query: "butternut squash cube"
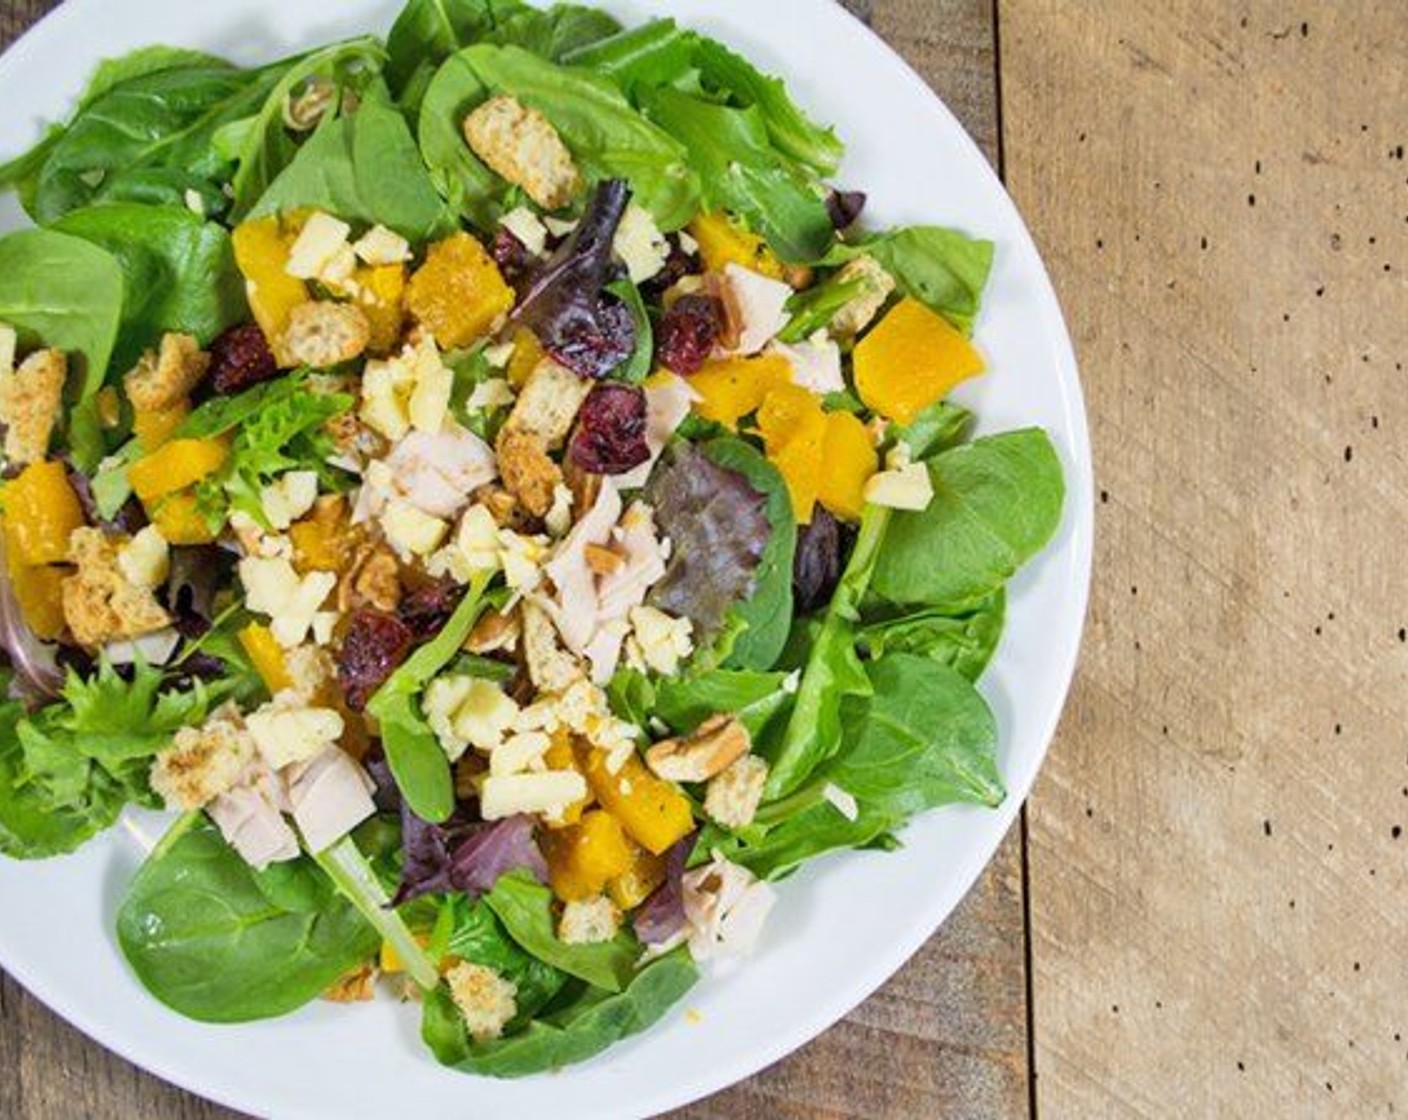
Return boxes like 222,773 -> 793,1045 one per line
853,297 -> 985,424
687,211 -> 784,280
816,411 -> 879,522
231,218 -> 310,352
406,232 -> 514,350
3,461 -> 85,566
577,744 -> 695,856
545,809 -> 634,902
149,492 -> 218,545
688,353 -> 791,429
128,438 -> 229,503
758,383 -> 829,523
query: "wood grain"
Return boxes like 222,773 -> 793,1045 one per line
0,2 -> 1032,1118
1000,0 -> 1408,1114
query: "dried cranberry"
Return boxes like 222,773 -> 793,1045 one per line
655,294 -> 723,376
640,237 -> 700,302
543,295 -> 636,380
792,506 -> 842,613
569,383 -> 650,475
337,609 -> 414,711
398,577 -> 467,640
209,322 -> 278,394
826,189 -> 867,230
492,227 -> 534,289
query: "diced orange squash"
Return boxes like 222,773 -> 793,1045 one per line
132,400 -> 190,452
506,328 -> 545,389
289,496 -> 359,575
607,841 -> 667,911
544,809 -> 634,902
816,411 -> 878,521
688,353 -> 792,428
406,232 -> 514,349
231,218 -> 310,351
688,211 -> 784,280
238,623 -> 294,694
577,744 -> 695,856
380,932 -> 432,974
3,461 -> 85,566
7,558 -> 67,641
149,492 -> 219,545
541,730 -> 593,828
758,383 -> 828,523
853,297 -> 985,424
356,264 -> 406,354
128,438 -> 229,503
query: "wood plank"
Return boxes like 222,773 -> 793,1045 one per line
0,2 -> 1030,1118
1000,0 -> 1408,1114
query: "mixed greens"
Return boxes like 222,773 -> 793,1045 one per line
0,0 -> 1064,1077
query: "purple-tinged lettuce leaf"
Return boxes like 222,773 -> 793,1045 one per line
391,808 -> 548,907
510,178 -> 636,379
645,442 -> 769,638
0,534 -> 62,702
633,831 -> 694,945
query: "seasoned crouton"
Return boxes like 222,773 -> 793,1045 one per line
504,359 -> 591,448
150,706 -> 257,811
558,895 -> 621,945
0,348 -> 66,466
62,527 -> 172,647
495,426 -> 561,518
124,332 -> 210,411
446,961 -> 517,1041
829,255 -> 896,337
280,300 -> 371,368
704,753 -> 769,830
463,95 -> 580,211
521,599 -> 584,693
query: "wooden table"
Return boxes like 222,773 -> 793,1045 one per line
2,0 -> 1404,1115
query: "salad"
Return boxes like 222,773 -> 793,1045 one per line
0,0 -> 1064,1078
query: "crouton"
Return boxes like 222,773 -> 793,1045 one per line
495,426 -> 561,518
280,300 -> 371,368
504,359 -> 591,447
0,349 -> 66,466
521,598 -> 584,693
704,753 -> 769,830
646,714 -> 750,783
446,961 -> 517,1041
829,255 -> 896,337
150,706 -> 257,811
62,527 -> 172,648
123,332 -> 210,411
558,895 -> 621,945
462,95 -> 580,211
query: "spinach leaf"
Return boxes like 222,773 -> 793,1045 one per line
896,399 -> 974,460
77,46 -> 232,110
251,91 -> 453,241
701,437 -> 796,671
829,654 -> 1004,813
485,871 -> 639,992
53,203 -> 244,371
708,800 -> 898,882
24,62 -> 289,223
871,429 -> 1065,609
422,946 -> 697,1077
0,227 -> 124,467
387,0 -> 619,109
653,667 -> 793,741
561,19 -> 696,91
859,590 -> 1005,682
820,226 -> 994,334
445,895 -> 567,1026
763,504 -> 890,799
226,38 -> 385,220
117,816 -> 379,1023
421,45 -> 700,229
639,85 -> 832,262
366,572 -> 493,823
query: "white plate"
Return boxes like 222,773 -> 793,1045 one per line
0,2 -> 1092,1117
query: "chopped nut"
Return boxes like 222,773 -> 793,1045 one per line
124,333 -> 209,411
469,483 -> 528,530
0,348 -> 66,466
351,545 -> 401,612
645,714 -> 750,783
465,606 -> 521,655
462,95 -> 580,211
562,457 -> 602,521
280,300 -> 371,368
321,962 -> 378,1003
584,543 -> 623,576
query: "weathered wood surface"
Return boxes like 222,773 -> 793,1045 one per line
0,2 -> 1032,1118
1001,0 -> 1408,1115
